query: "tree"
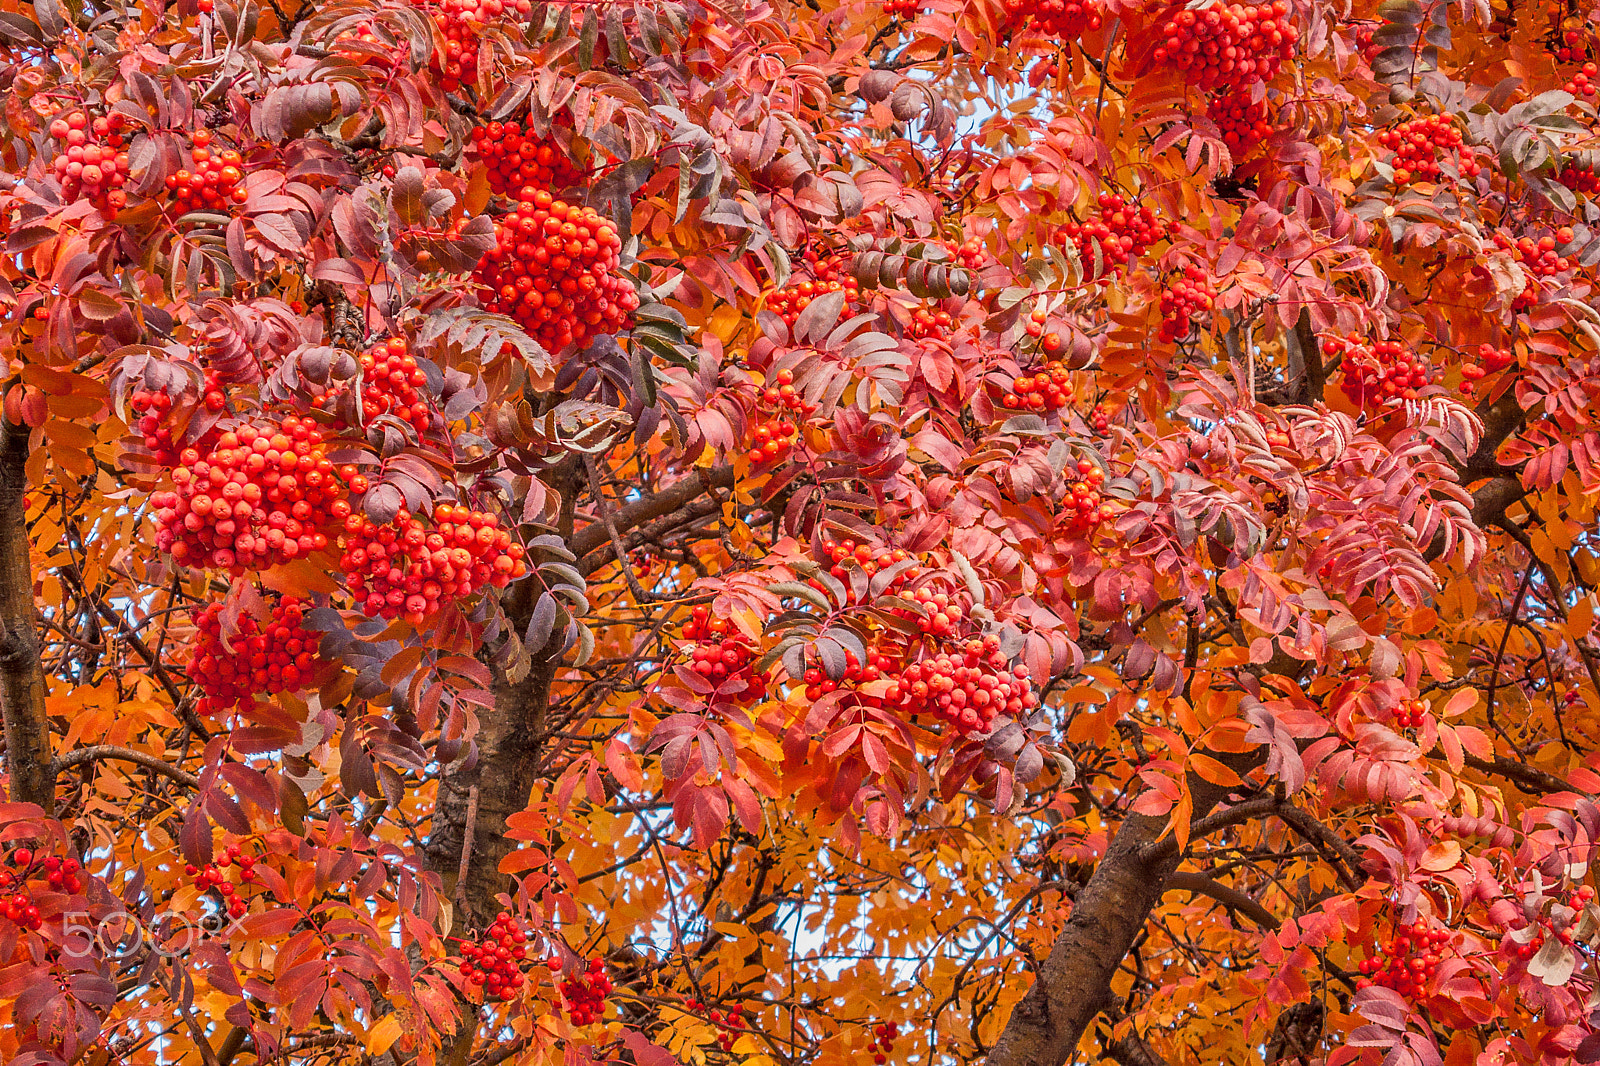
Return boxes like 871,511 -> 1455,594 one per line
2,0 -> 1600,1060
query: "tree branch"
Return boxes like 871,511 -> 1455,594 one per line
52,745 -> 201,789
576,494 -> 726,577
1290,308 -> 1325,404
1102,1031 -> 1172,1066
0,418 -> 50,812
567,465 -> 734,564
985,746 -> 1266,1066
1164,870 -> 1280,929
1274,802 -> 1364,890
1138,794 -> 1281,864
1463,752 -> 1573,795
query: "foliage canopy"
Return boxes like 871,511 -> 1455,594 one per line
2,0 -> 1600,1063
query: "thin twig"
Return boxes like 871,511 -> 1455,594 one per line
455,784 -> 479,914
585,454 -> 653,603
1484,556 -> 1536,752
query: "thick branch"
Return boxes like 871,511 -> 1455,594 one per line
1275,802 -> 1364,889
576,494 -> 726,577
567,465 -> 733,564
1138,794 -> 1281,863
1164,870 -> 1280,930
985,746 -> 1265,1066
1289,308 -> 1325,405
0,419 -> 50,813
1463,752 -> 1573,795
52,746 -> 200,789
1423,387 -> 1527,562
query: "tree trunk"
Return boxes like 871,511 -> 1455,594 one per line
986,749 -> 1263,1066
0,419 -> 51,813
425,652 -> 556,927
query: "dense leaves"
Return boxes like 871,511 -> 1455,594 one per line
4,0 -> 1600,1063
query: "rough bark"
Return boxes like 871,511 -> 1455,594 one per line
984,748 -> 1263,1066
0,418 -> 50,813
424,617 -> 556,927
567,464 -> 733,565
426,619 -> 558,1066
425,463 -> 734,1062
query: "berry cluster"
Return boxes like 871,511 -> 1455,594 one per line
1559,162 -> 1600,196
884,635 -> 1037,736
711,1003 -> 747,1051
1356,923 -> 1451,996
884,0 -> 918,15
746,418 -> 799,465
1459,343 -> 1515,395
474,191 -> 637,353
747,367 -> 808,464
152,418 -> 346,573
1000,366 -> 1075,412
168,130 -> 246,213
801,648 -> 896,702
889,587 -> 965,637
314,336 -> 436,437
0,887 -> 40,931
907,306 -> 956,341
49,111 -> 130,213
1492,229 -> 1573,311
1001,0 -> 1102,38
191,596 -> 325,718
0,849 -> 82,931
1393,697 -> 1427,729
1061,461 -> 1110,536
128,371 -> 226,466
759,368 -> 813,417
1158,264 -> 1215,342
1153,1 -> 1298,91
339,505 -> 527,624
1322,334 -> 1434,405
765,254 -> 863,328
558,957 -> 612,1025
682,607 -> 767,698
1090,403 -> 1110,434
184,843 -> 259,920
1023,308 -> 1071,358
1554,20 -> 1594,63
458,912 -> 530,1002
684,999 -> 747,1049
868,1021 -> 900,1064
1504,886 -> 1595,963
468,121 -> 583,199
1052,193 -> 1167,283
1566,61 -> 1599,98
823,540 -> 921,592
1208,91 -> 1272,155
942,238 -> 987,272
1376,114 -> 1480,185
410,0 -> 532,92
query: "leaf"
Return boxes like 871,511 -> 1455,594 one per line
390,167 -> 427,227
367,1015 -> 404,1055
1530,935 -> 1577,986
792,290 -> 846,346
